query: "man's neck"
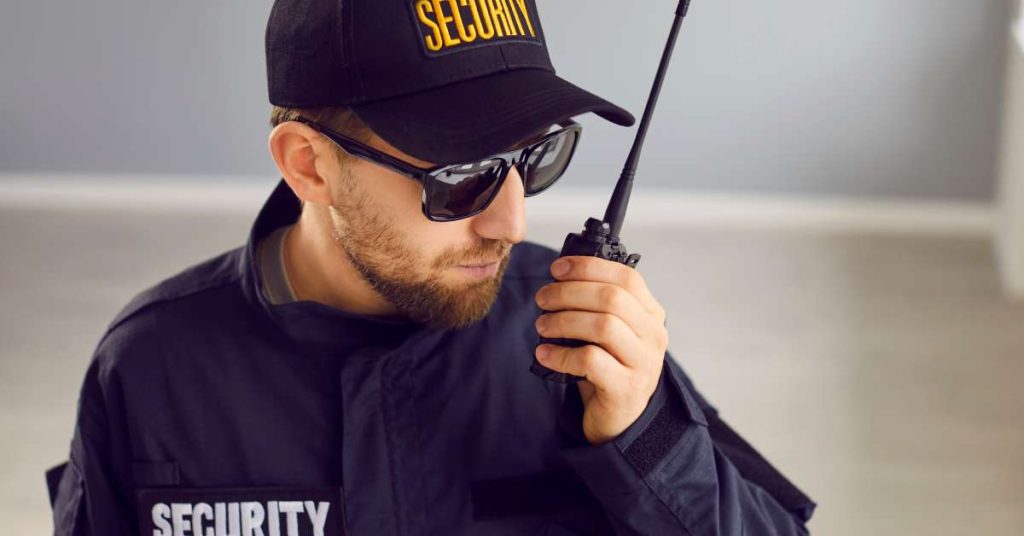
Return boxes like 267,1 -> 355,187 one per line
283,209 -> 399,317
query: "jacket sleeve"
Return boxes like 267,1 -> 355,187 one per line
558,351 -> 816,536
50,349 -> 138,536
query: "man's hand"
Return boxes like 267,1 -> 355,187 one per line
534,256 -> 669,445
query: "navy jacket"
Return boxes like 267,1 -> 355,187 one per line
48,179 -> 815,535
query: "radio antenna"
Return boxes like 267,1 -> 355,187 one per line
603,0 -> 692,239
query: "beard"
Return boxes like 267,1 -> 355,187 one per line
326,180 -> 513,330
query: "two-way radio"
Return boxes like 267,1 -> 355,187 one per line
531,0 -> 693,384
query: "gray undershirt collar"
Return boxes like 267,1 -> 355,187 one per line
257,224 -> 298,305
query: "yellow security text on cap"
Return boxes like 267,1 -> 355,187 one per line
413,0 -> 539,56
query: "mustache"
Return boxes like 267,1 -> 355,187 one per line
438,240 -> 512,268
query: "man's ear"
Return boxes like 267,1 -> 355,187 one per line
268,121 -> 336,206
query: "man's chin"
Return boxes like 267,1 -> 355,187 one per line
429,280 -> 503,329
424,261 -> 509,329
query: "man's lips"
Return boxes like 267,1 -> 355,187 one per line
459,260 -> 500,268
455,258 -> 502,278
458,253 -> 506,268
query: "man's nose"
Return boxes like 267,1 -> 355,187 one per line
470,164 -> 527,244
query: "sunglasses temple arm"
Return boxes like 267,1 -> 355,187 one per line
303,120 -> 434,182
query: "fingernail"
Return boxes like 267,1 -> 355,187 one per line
536,344 -> 551,361
551,259 -> 570,277
535,315 -> 549,333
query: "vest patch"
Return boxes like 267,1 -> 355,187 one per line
411,0 -> 542,57
137,487 -> 345,536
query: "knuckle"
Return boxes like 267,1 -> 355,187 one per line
572,348 -> 590,373
599,285 -> 622,309
596,313 -> 617,337
577,259 -> 595,279
656,326 -> 669,347
581,345 -> 603,368
622,266 -> 640,287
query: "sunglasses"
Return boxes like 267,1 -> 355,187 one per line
294,116 -> 583,222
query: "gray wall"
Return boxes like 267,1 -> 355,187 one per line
0,0 -> 1013,200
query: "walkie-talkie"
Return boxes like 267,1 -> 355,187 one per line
531,0 -> 693,384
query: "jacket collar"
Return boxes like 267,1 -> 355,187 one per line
238,178 -> 439,354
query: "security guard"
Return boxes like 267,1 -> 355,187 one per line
47,0 -> 816,534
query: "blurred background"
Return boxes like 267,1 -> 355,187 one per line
2,0 -> 1023,534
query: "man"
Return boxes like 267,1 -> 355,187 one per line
48,0 -> 816,534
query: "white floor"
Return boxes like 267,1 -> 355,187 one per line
2,199 -> 1023,535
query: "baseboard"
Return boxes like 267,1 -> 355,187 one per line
0,174 -> 273,213
0,173 -> 995,237
528,187 -> 994,236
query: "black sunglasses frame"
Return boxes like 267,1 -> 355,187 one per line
293,115 -> 583,222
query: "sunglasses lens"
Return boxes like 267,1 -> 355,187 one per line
426,158 -> 505,220
522,129 -> 578,194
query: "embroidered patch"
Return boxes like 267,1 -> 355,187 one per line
410,0 -> 542,57
136,486 -> 345,536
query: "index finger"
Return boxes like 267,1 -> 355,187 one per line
551,256 -> 665,320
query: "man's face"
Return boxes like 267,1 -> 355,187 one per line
319,130 -> 530,330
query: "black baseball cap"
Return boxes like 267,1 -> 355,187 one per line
266,0 -> 635,164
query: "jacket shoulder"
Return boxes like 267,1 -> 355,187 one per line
106,247 -> 244,332
90,247 -> 247,372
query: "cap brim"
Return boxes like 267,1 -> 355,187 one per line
350,69 -> 635,164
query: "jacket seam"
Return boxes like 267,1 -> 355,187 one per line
104,275 -> 241,337
381,353 -> 407,535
